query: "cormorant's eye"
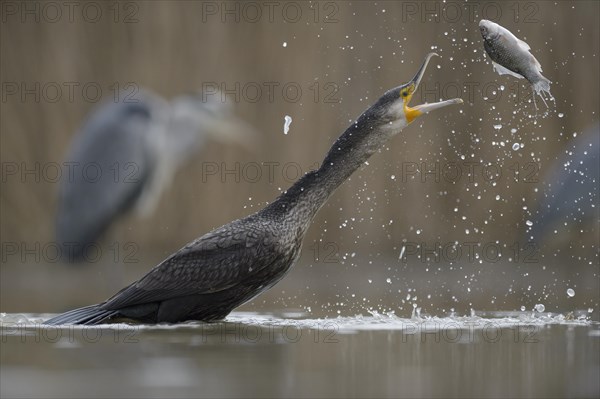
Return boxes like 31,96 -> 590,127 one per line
402,91 -> 408,97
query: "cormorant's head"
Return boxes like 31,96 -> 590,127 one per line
366,53 -> 463,133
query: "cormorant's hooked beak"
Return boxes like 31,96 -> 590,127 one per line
403,52 -> 463,124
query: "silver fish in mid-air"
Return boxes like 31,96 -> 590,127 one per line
479,19 -> 553,109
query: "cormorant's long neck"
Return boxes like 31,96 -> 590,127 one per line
265,113 -> 391,230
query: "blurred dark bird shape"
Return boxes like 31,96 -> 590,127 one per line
530,123 -> 600,241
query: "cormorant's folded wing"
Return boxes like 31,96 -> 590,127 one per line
102,220 -> 281,309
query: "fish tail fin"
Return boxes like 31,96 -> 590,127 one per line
44,304 -> 118,325
532,76 -> 553,109
533,76 -> 551,94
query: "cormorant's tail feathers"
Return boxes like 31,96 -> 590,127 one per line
44,304 -> 118,325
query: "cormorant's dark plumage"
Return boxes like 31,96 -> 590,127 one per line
45,54 -> 462,325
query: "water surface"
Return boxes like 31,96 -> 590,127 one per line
1,311 -> 598,398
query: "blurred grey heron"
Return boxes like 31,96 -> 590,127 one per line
56,88 -> 255,262
530,123 -> 599,242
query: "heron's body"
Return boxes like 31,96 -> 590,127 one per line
45,53 -> 462,325
56,89 -> 253,261
56,96 -> 162,259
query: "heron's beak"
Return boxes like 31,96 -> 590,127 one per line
205,116 -> 260,152
403,52 -> 463,123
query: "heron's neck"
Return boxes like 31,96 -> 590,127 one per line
166,118 -> 207,159
265,115 -> 391,229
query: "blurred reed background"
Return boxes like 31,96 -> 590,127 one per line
1,1 -> 598,316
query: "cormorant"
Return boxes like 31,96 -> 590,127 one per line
45,53 -> 462,325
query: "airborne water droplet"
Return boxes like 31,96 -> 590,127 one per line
534,304 -> 545,312
567,288 -> 575,297
512,143 -> 520,151
283,115 -> 292,134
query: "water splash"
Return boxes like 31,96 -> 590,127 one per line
283,115 -> 292,134
1,311 -> 595,334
